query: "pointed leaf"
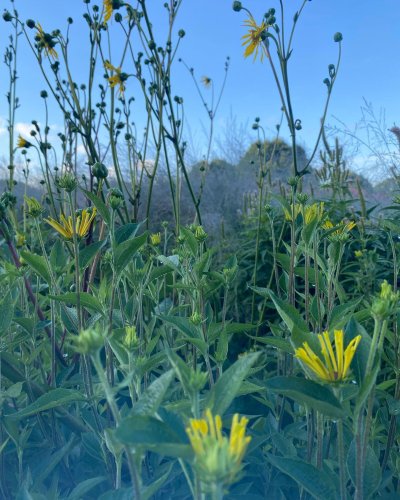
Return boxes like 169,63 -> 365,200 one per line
267,454 -> 338,500
114,232 -> 148,275
266,376 -> 345,418
206,352 -> 260,415
10,388 -> 85,419
133,370 -> 175,416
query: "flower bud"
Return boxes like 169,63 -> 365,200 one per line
3,11 -> 12,22
150,232 -> 161,246
334,32 -> 343,43
108,188 -> 124,210
24,196 -> 43,218
232,1 -> 242,12
26,19 -> 36,29
56,172 -> 78,192
72,328 -> 104,354
91,162 -> 108,179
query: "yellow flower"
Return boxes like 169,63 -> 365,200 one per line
323,219 -> 356,240
45,207 -> 96,239
150,232 -> 161,246
201,76 -> 212,88
35,23 -> 58,60
104,60 -> 128,96
17,135 -> 32,149
283,203 -> 301,222
103,0 -> 114,23
241,17 -> 267,62
295,330 -> 361,383
24,196 -> 43,218
303,202 -> 324,225
186,409 -> 251,485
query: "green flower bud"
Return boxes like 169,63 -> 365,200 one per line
232,1 -> 242,12
124,325 -> 139,350
72,328 -> 104,354
24,196 -> 43,218
91,162 -> 108,179
108,188 -> 124,210
190,311 -> 202,325
371,280 -> 399,320
3,11 -> 12,22
333,32 -> 343,43
189,369 -> 208,392
194,225 -> 207,242
178,29 -> 185,38
26,19 -> 36,29
56,172 -> 78,192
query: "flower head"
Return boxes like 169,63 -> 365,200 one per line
103,0 -> 123,23
45,207 -> 96,240
323,220 -> 356,241
150,232 -> 161,246
104,60 -> 128,96
17,135 -> 32,149
35,23 -> 58,60
295,330 -> 361,383
186,409 -> 251,486
303,202 -> 325,225
25,196 -> 43,218
371,280 -> 399,319
201,76 -> 212,88
241,17 -> 267,62
283,203 -> 301,222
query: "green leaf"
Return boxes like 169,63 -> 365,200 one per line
266,376 -> 345,419
267,454 -> 338,500
329,299 -> 361,330
115,222 -> 142,244
0,296 -> 14,333
206,352 -> 260,415
79,240 -> 106,270
67,477 -> 107,500
114,232 -> 148,275
115,415 -> 184,448
141,464 -> 173,500
33,438 -> 77,489
347,440 -> 381,497
133,370 -> 175,416
11,388 -> 85,419
20,250 -> 51,284
83,189 -> 110,225
158,315 -> 201,339
253,288 -> 309,336
345,319 -> 371,385
249,336 -> 294,354
49,292 -> 103,315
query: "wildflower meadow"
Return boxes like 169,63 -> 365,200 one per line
0,1 -> 399,499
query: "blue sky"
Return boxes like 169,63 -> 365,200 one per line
1,0 -> 400,178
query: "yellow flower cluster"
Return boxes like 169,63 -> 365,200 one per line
45,208 -> 97,240
186,409 -> 251,485
295,329 -> 361,383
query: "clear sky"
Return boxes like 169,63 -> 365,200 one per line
1,0 -> 400,178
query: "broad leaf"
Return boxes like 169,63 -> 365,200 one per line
206,352 -> 260,415
266,376 -> 345,418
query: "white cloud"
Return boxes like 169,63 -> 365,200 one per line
77,144 -> 86,156
0,116 -> 7,136
15,122 -> 35,137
